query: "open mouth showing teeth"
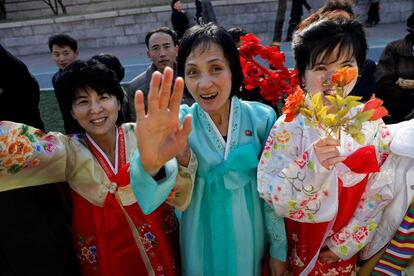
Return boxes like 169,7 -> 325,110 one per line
323,90 -> 336,97
91,118 -> 106,124
200,92 -> 218,100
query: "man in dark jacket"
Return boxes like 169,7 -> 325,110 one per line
126,27 -> 193,121
0,44 -> 80,275
375,12 -> 414,123
48,34 -> 79,134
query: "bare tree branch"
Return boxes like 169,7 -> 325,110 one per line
40,0 -> 66,15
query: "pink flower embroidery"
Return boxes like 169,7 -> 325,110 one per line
352,226 -> 369,243
331,230 -> 351,245
289,209 -> 305,220
45,143 -> 56,153
380,126 -> 390,139
294,151 -> 309,169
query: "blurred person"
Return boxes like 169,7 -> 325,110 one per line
48,34 -> 80,133
195,0 -> 203,24
171,0 -> 190,40
365,0 -> 380,27
285,0 -> 312,42
0,43 -> 79,276
201,0 -> 217,24
374,12 -> 414,123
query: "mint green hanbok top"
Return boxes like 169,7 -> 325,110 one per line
131,97 -> 287,276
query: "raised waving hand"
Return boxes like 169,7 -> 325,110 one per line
135,67 -> 192,175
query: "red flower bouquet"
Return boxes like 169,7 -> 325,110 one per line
238,34 -> 298,106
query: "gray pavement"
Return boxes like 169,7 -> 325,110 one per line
17,20 -> 408,90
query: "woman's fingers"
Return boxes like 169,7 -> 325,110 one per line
170,77 -> 184,115
147,71 -> 162,115
180,115 -> 192,137
314,136 -> 340,147
314,137 -> 345,169
321,156 -> 347,169
135,90 -> 146,121
159,67 -> 174,109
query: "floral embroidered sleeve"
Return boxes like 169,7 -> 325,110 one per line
257,115 -> 340,223
326,121 -> 393,259
0,121 -> 70,190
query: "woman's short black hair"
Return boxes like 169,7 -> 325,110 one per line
55,60 -> 125,133
90,53 -> 125,82
293,19 -> 367,82
177,23 -> 243,97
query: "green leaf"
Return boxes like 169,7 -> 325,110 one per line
7,164 -> 21,174
344,95 -> 363,104
336,106 -> 352,119
300,108 -> 313,118
335,94 -> 344,106
304,117 -> 317,128
325,95 -> 337,105
287,201 -> 297,207
311,92 -> 324,111
357,110 -> 375,122
323,114 -> 337,127
307,161 -> 314,171
339,246 -> 349,256
351,132 -> 366,144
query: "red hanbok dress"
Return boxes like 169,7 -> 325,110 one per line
0,122 -> 186,276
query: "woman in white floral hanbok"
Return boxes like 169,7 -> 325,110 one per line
257,19 -> 392,275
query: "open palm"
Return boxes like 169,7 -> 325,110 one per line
135,67 -> 192,175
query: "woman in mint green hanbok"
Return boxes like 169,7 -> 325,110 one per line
130,23 -> 287,276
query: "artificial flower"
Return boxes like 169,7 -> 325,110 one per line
238,34 -> 298,106
282,86 -> 305,122
283,67 -> 388,144
362,95 -> 389,121
331,66 -> 358,88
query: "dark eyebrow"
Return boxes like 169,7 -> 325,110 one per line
74,95 -> 87,100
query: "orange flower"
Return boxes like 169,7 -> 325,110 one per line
363,95 -> 389,121
331,67 -> 358,87
282,86 -> 305,122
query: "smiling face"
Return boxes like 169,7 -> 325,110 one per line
147,32 -> 178,72
304,45 -> 358,109
71,87 -> 120,142
184,42 -> 233,117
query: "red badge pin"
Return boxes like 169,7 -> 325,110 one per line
245,130 -> 252,136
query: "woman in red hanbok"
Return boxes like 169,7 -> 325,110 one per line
0,60 -> 193,276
